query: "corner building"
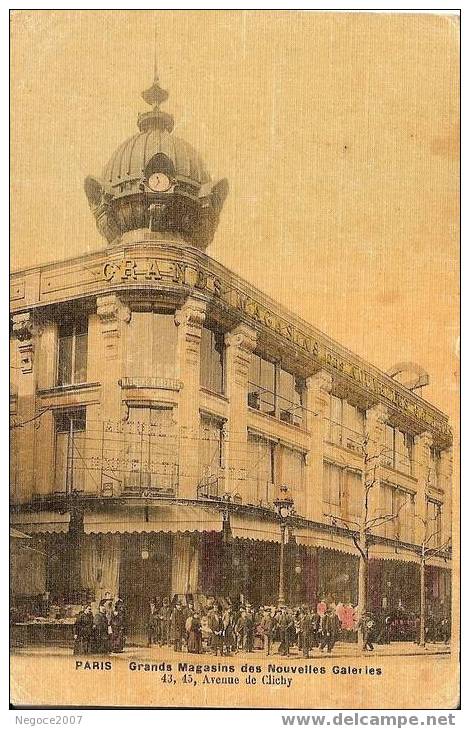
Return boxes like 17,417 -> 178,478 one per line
10,75 -> 452,643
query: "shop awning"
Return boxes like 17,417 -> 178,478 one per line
11,511 -> 70,535
368,544 -> 421,564
294,526 -> 358,556
230,513 -> 281,543
83,503 -> 224,535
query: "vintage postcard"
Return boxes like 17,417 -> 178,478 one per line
9,10 -> 459,709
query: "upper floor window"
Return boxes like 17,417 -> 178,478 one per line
328,395 -> 365,451
198,414 -> 225,497
123,405 -> 178,494
57,318 -> 88,386
248,353 -> 305,427
54,408 -> 86,494
200,327 -> 225,395
378,482 -> 415,542
426,498 -> 442,548
126,311 -> 177,380
322,461 -> 362,521
384,425 -> 414,475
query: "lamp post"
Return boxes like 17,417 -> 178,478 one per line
274,485 -> 295,606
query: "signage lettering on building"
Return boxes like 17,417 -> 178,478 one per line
102,257 -> 451,439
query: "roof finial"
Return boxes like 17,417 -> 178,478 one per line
138,19 -> 174,133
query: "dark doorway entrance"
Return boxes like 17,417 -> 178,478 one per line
119,533 -> 172,644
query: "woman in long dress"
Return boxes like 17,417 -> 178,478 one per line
187,612 -> 203,653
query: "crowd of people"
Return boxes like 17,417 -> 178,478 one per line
73,594 -> 450,656
73,593 -> 127,655
74,594 -> 378,657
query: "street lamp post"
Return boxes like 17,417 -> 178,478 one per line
274,485 -> 295,606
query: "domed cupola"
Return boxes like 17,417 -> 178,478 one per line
84,72 -> 228,250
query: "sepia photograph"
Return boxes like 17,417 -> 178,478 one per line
9,9 -> 459,710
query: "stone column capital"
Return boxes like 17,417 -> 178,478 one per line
417,431 -> 434,450
366,403 -> 389,429
174,296 -> 207,330
224,323 -> 257,354
308,369 -> 333,395
96,293 -> 131,359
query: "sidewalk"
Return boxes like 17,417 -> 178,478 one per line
12,641 -> 450,660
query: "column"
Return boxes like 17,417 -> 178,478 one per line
439,446 -> 453,545
304,369 -> 332,522
224,324 -> 257,503
11,311 -> 40,504
364,403 -> 389,520
174,296 -> 207,500
414,431 -> 434,543
96,293 -> 131,423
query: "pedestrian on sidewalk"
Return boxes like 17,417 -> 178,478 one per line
358,611 -> 375,652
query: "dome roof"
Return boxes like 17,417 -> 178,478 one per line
84,74 -> 228,251
102,127 -> 211,191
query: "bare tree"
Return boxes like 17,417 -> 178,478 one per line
327,432 -> 406,645
414,469 -> 451,646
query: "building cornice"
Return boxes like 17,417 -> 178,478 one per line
10,241 -> 452,446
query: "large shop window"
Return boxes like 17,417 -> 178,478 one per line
54,409 -> 86,494
123,406 -> 178,493
198,415 -> 225,497
384,425 -> 414,475
56,318 -> 88,386
200,327 -> 225,395
126,312 -> 177,380
322,462 -> 363,521
426,498 -> 443,548
328,395 -> 365,451
378,483 -> 415,542
248,353 -> 305,427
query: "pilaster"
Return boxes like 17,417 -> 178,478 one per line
174,296 -> 207,499
96,294 -> 131,423
305,369 -> 332,521
414,431 -> 434,541
365,403 -> 389,519
224,324 -> 257,503
11,311 -> 40,503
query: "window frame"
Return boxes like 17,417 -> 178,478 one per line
54,408 -> 87,495
383,424 -> 414,476
56,318 -> 88,387
327,395 -> 365,450
200,326 -> 226,396
248,352 -> 306,428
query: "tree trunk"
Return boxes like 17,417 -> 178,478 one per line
357,531 -> 368,646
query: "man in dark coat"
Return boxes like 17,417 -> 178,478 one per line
318,606 -> 340,653
209,606 -> 225,656
358,611 -> 375,651
260,609 -> 274,656
110,599 -> 126,653
73,604 -> 93,655
299,607 -> 313,658
159,598 -> 172,646
92,603 -> 110,654
170,602 -> 186,652
277,607 -> 293,656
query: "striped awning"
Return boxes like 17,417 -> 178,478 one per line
294,526 -> 358,556
83,503 -> 223,535
230,513 -> 281,543
11,511 -> 70,535
368,543 -> 421,564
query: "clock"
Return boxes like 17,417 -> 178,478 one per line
147,172 -> 172,193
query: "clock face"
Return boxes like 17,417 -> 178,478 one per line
147,172 -> 172,192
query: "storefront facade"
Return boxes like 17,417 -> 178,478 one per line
10,72 -> 453,644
